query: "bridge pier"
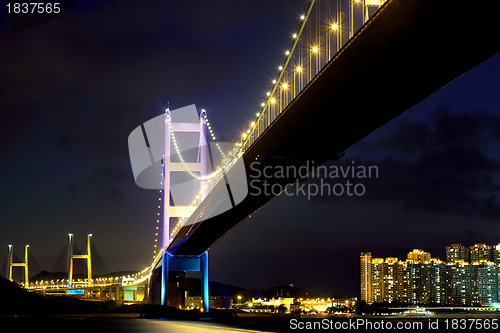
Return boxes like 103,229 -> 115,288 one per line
67,233 -> 92,287
7,244 -> 29,285
113,286 -> 120,301
160,251 -> 209,312
201,251 -> 209,313
153,106 -> 210,311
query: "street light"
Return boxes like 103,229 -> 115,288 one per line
329,23 -> 339,59
280,83 -> 289,110
350,0 -> 362,39
310,46 -> 320,80
294,66 -> 302,96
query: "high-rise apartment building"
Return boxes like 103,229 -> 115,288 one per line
445,260 -> 471,305
382,257 -> 398,303
371,258 -> 384,302
470,244 -> 492,263
410,262 -> 431,304
492,244 -> 500,264
360,255 -> 400,303
446,244 -> 469,263
360,252 -> 372,302
428,258 -> 446,304
395,260 -> 411,304
471,261 -> 498,304
407,249 -> 431,263
361,244 -> 500,306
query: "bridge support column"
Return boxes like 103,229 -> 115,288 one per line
161,251 -> 169,306
160,106 -> 209,308
68,234 -> 92,287
7,245 -> 12,280
161,252 -> 209,312
201,251 -> 209,313
7,244 -> 29,286
115,286 -> 120,300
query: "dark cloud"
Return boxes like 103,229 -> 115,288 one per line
372,118 -> 432,157
465,229 -> 479,236
309,107 -> 500,218
83,165 -> 129,200
0,109 -> 30,153
86,165 -> 129,184
432,106 -> 500,145
65,183 -> 79,197
366,147 -> 500,217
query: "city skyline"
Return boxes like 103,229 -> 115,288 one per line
361,243 -> 500,306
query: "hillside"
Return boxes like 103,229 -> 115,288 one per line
0,276 -> 133,314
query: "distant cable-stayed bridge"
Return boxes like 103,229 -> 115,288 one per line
7,0 -> 500,311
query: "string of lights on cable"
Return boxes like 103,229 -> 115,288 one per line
17,0 -> 387,292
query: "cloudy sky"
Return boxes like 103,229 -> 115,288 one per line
1,0 -> 499,297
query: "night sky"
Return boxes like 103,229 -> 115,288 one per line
1,1 -> 499,298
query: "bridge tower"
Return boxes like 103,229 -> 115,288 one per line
7,244 -> 29,286
67,233 -> 92,287
161,107 -> 210,311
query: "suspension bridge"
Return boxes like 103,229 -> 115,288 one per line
5,0 -> 500,312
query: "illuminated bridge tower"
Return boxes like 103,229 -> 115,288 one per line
7,244 -> 29,286
160,107 -> 209,311
67,233 -> 92,287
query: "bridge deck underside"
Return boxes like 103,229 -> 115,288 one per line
167,0 -> 500,256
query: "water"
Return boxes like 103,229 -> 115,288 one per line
0,317 -> 279,333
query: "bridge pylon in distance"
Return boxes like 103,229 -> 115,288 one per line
161,107 -> 209,311
7,244 -> 29,286
67,233 -> 92,287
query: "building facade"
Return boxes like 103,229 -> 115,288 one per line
360,252 -> 372,303
446,244 -> 469,263
492,244 -> 500,264
360,244 -> 500,306
470,244 -> 492,263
